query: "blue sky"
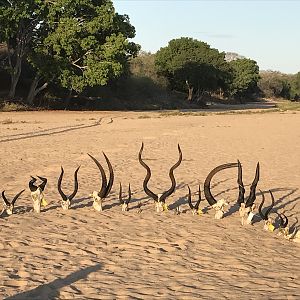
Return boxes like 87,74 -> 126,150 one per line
113,0 -> 300,74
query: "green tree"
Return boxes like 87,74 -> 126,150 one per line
0,0 -> 47,99
258,71 -> 291,98
290,72 -> 300,100
228,58 -> 260,99
26,0 -> 139,104
155,37 -> 230,102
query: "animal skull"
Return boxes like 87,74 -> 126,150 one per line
263,218 -> 275,232
61,199 -> 71,210
212,199 -> 228,219
239,203 -> 256,225
91,191 -> 103,212
31,188 -> 44,213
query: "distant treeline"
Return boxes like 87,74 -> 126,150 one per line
0,1 -> 299,110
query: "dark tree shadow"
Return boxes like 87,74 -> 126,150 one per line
5,263 -> 102,300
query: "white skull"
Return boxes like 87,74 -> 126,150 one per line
212,199 -> 228,219
91,191 -> 102,212
121,203 -> 129,212
155,194 -> 165,212
6,205 -> 13,215
61,199 -> 71,210
31,188 -> 44,213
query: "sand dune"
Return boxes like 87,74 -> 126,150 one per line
0,110 -> 299,299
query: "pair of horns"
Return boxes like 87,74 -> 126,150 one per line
29,176 -> 47,192
204,162 -> 238,206
139,143 -> 182,203
57,166 -> 80,201
88,153 -> 114,199
2,189 -> 25,207
277,213 -> 288,228
237,160 -> 260,208
187,185 -> 202,210
258,190 -> 275,221
119,183 -> 131,205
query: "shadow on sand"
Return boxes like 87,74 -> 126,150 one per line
5,263 -> 102,300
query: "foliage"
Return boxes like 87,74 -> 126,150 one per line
227,58 -> 260,98
258,71 -> 300,100
0,0 -> 48,98
258,71 -> 291,98
155,37 -> 230,101
289,72 -> 300,100
34,0 -> 140,94
130,51 -> 168,87
0,0 -> 139,103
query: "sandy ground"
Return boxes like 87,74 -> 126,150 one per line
0,109 -> 299,299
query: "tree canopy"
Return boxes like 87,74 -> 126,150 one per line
227,58 -> 260,99
0,0 -> 139,103
155,37 -> 230,101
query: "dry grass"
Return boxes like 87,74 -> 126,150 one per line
0,101 -> 29,112
275,100 -> 300,111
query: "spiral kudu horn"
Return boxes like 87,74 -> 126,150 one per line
138,143 -> 182,210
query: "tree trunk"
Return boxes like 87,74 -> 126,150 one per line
26,75 -> 48,105
65,89 -> 73,109
185,80 -> 194,101
8,55 -> 22,99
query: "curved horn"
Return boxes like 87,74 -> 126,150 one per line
1,191 -> 10,206
69,166 -> 80,201
88,153 -> 107,198
282,214 -> 288,228
29,176 -> 38,192
12,189 -> 25,205
264,190 -> 275,219
204,162 -> 238,206
57,166 -> 68,201
187,185 -> 194,210
102,152 -> 114,198
237,160 -> 245,205
245,162 -> 260,208
138,143 -> 158,201
258,190 -> 266,220
119,183 -> 124,204
127,184 -> 132,205
37,176 -> 47,192
195,185 -> 202,210
160,144 -> 182,202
